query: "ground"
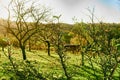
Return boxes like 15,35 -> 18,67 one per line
0,47 -> 120,80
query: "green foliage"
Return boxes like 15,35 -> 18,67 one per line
1,60 -> 45,80
62,32 -> 73,44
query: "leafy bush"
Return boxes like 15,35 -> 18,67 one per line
1,60 -> 46,80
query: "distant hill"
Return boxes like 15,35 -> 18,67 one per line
0,19 -> 7,36
0,18 -> 74,37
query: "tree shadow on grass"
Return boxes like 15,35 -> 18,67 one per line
73,64 -> 103,80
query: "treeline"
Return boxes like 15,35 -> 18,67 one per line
0,22 -> 120,49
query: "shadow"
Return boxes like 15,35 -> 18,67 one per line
72,64 -> 102,79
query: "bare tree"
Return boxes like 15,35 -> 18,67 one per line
6,0 -> 50,60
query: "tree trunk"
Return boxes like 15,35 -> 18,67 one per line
81,52 -> 84,66
20,45 -> 26,60
45,41 -> 50,56
57,45 -> 71,80
59,54 -> 71,80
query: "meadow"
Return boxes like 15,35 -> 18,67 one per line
0,46 -> 120,80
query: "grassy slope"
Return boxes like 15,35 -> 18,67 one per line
0,47 -> 120,80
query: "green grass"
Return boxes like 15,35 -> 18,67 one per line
0,48 -> 120,80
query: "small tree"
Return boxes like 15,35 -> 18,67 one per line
37,23 -> 54,56
51,15 -> 71,80
82,8 -> 120,79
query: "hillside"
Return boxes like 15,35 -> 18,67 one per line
0,19 -> 7,36
0,18 -> 73,36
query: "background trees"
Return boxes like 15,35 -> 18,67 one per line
72,22 -> 87,65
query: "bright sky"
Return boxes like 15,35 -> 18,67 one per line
0,0 -> 120,23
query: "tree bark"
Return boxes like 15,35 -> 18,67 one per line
45,41 -> 50,56
20,45 -> 26,60
81,52 -> 84,66
59,54 -> 71,80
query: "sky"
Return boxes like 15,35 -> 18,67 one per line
0,0 -> 120,23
